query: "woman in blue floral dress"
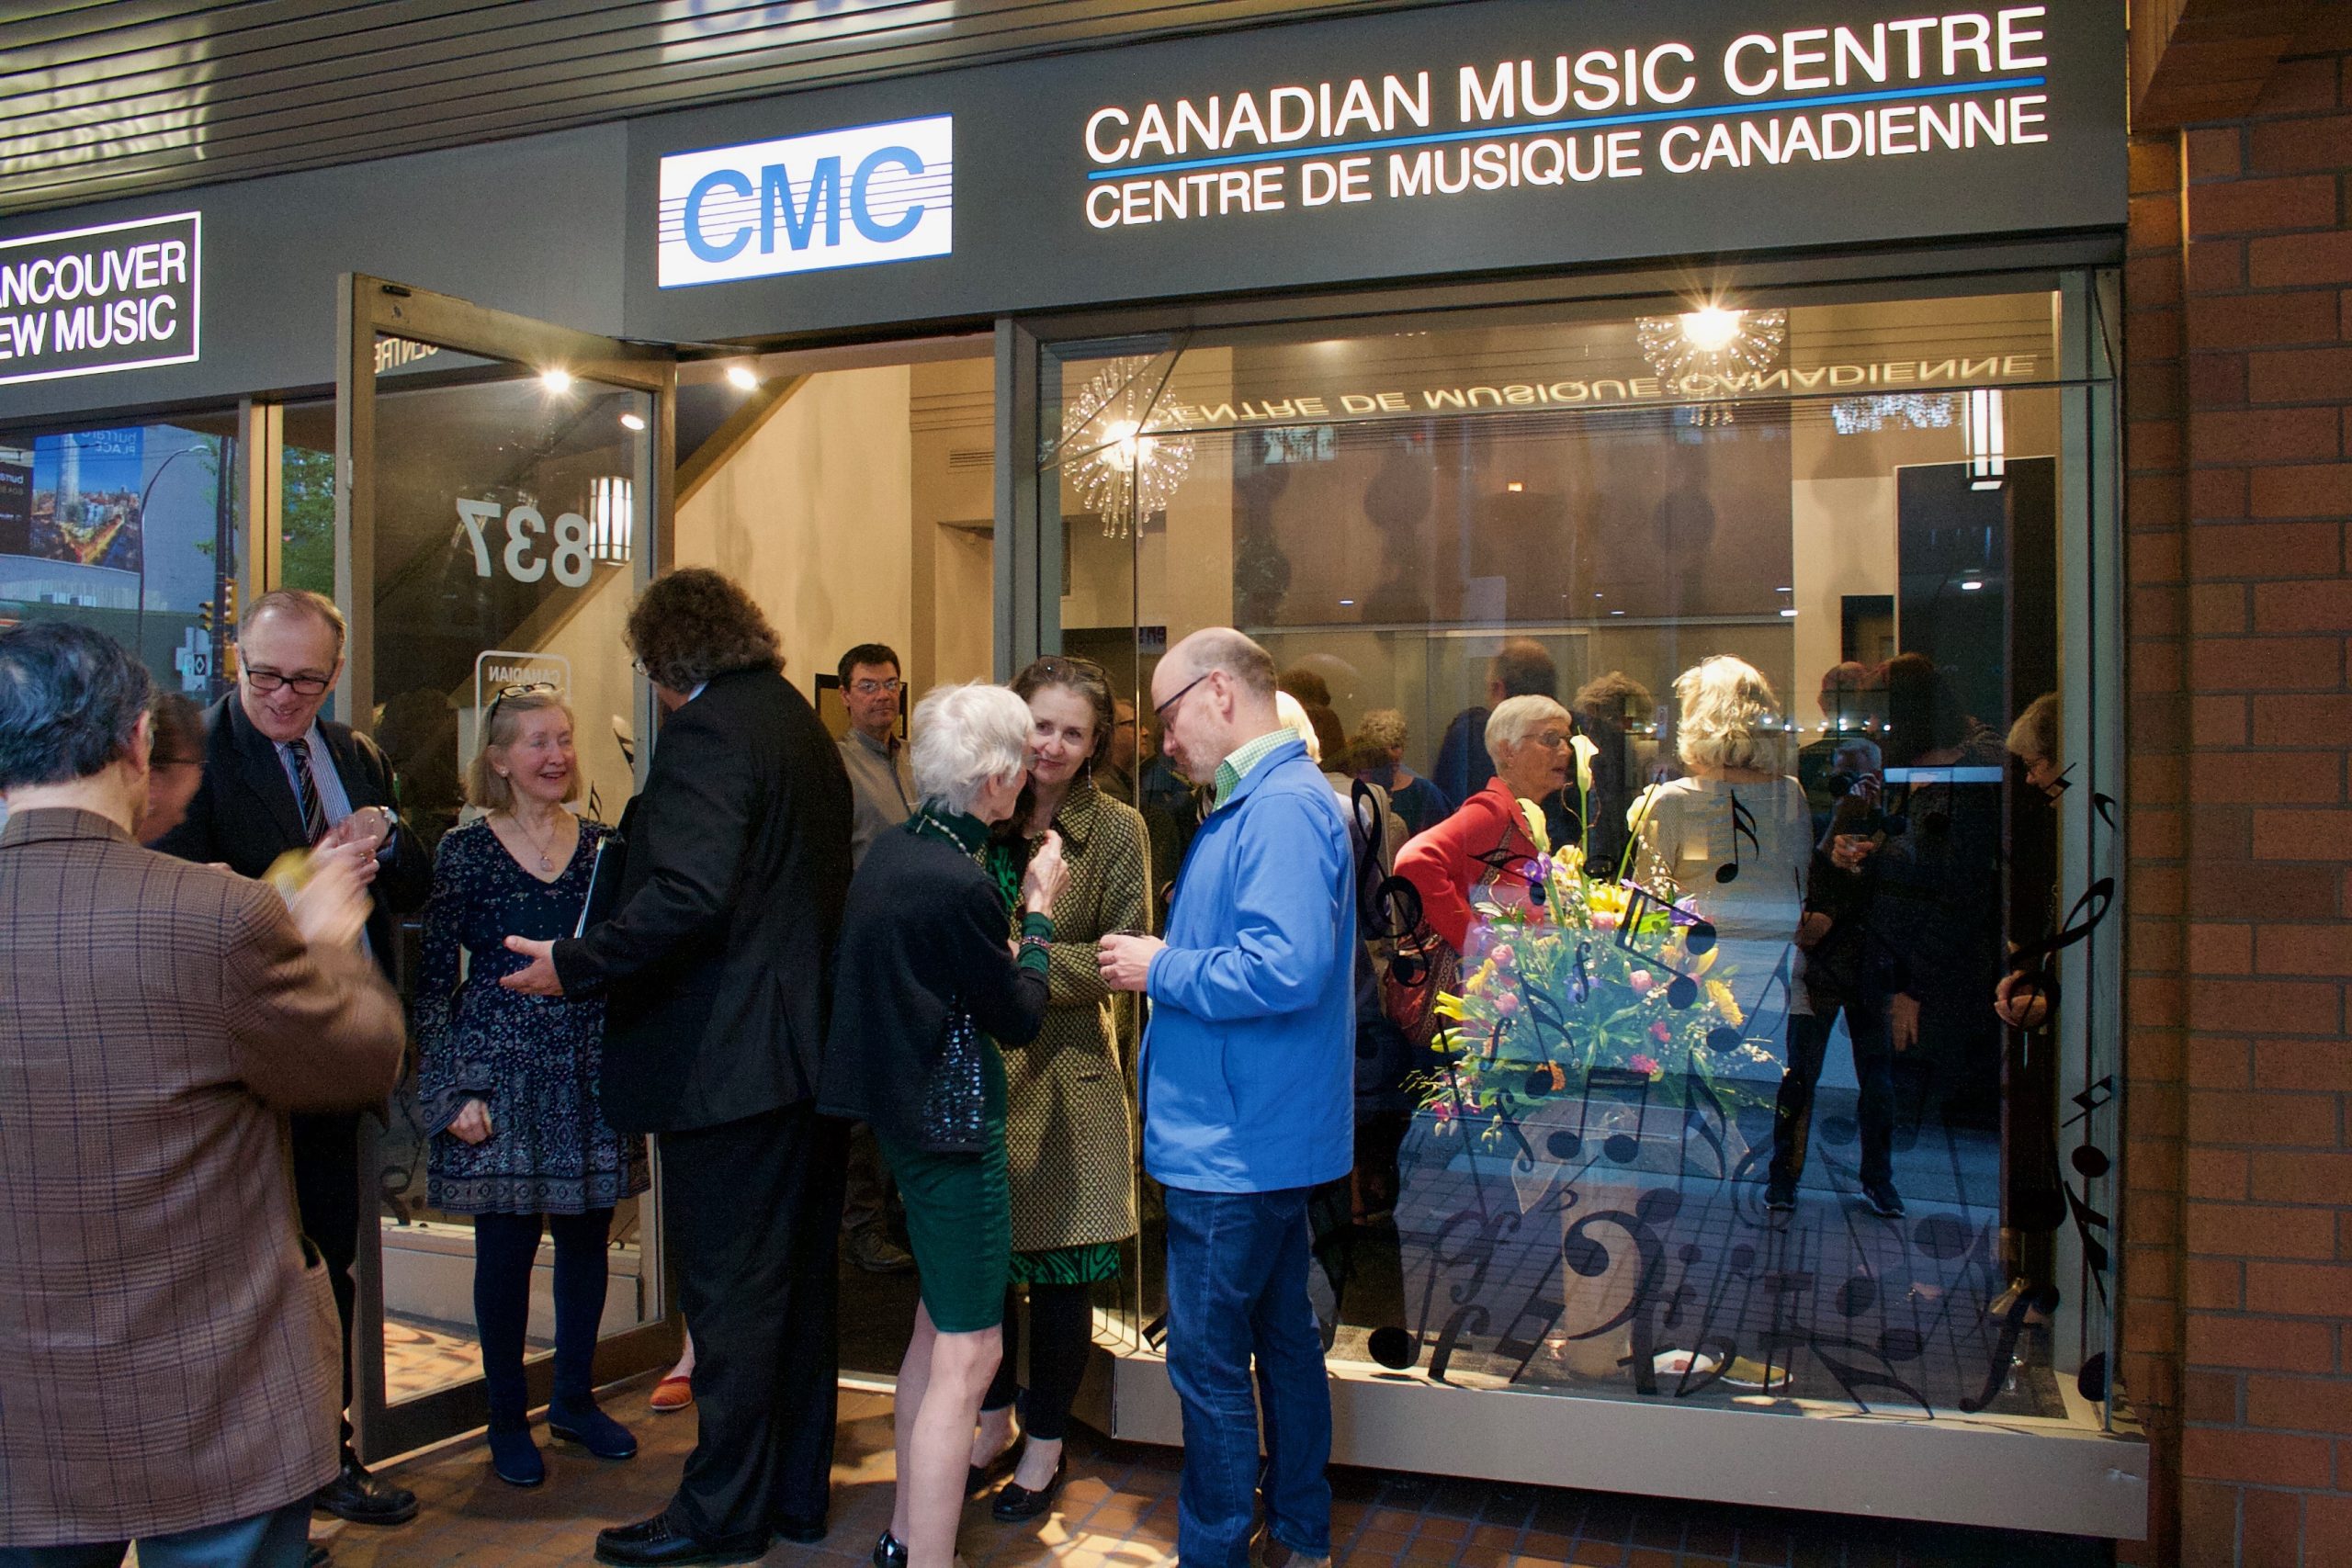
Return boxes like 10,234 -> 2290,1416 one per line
413,688 -> 649,1487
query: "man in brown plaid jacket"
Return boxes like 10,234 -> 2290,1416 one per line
0,623 -> 406,1568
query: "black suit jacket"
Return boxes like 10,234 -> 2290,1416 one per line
154,694 -> 431,986
552,667 -> 855,1135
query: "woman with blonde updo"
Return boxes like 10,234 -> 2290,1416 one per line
414,686 -> 648,1487
1629,656 -> 1812,1020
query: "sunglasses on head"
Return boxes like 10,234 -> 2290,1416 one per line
488,681 -> 559,721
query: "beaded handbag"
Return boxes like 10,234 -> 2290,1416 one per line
917,1004 -> 988,1153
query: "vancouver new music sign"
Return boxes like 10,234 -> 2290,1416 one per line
0,213 -> 200,388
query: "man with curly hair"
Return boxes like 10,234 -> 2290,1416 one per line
503,568 -> 857,1567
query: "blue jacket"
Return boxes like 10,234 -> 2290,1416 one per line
1140,735 -> 1355,1193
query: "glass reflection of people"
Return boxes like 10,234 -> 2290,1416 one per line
1628,657 -> 1812,1111
820,683 -> 1067,1568
1796,661 -> 1883,837
1102,695 -> 1140,801
1873,652 -> 2007,1129
969,657 -> 1148,1523
141,691 -> 206,844
1396,694 -> 1575,963
1280,698 -> 1412,1330
1351,708 -> 1453,840
1770,734 -> 1902,1218
1568,671 -> 1649,870
1996,692 -> 2064,1032
414,689 -> 649,1486
1430,637 -> 1557,806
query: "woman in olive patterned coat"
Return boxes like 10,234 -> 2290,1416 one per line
968,655 -> 1148,1521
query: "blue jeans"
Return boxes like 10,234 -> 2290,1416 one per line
1162,1185 -> 1332,1568
0,1497 -> 311,1568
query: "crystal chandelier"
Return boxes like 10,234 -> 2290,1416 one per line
1060,356 -> 1193,538
1634,306 -> 1789,426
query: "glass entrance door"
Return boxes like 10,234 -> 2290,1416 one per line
334,274 -> 676,1462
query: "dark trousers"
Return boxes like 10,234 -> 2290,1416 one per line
659,1102 -> 848,1546
1162,1185 -> 1333,1568
1770,995 -> 1896,1190
289,1109 -> 361,1457
979,1281 -> 1095,1442
473,1209 -> 614,1427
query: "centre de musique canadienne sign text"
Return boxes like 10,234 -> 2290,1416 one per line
1079,7 -> 2061,229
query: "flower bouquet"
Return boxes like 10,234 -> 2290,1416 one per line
1415,750 -> 1781,1155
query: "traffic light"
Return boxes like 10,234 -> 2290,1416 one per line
220,580 -> 237,628
198,599 -> 214,631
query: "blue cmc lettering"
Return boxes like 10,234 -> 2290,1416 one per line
684,169 -> 753,263
763,156 -> 842,252
851,145 -> 925,242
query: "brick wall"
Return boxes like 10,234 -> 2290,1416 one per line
2124,47 -> 2352,1568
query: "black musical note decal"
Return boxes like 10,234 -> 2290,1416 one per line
1717,790 -> 1759,883
1959,1283 -> 2058,1414
1547,1065 -> 1653,1164
2063,1074 -> 2116,1129
1613,884 -> 1702,1009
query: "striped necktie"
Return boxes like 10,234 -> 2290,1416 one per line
288,737 -> 330,845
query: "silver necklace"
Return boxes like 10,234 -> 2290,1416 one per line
504,807 -> 562,873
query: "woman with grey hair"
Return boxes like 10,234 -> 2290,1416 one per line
1395,693 -> 1577,957
820,682 -> 1068,1568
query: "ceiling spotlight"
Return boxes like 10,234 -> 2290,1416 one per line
540,368 -> 573,394
619,412 -> 647,432
1609,609 -> 1626,616
1339,598 -> 1355,607
1779,608 -> 1799,617
726,365 -> 760,391
1777,586 -> 1792,593
1505,481 -> 1524,492
1961,578 -> 1984,591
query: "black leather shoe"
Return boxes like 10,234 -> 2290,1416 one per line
774,1513 -> 827,1545
313,1454 -> 418,1526
989,1457 -> 1067,1523
872,1529 -> 909,1568
594,1513 -> 766,1567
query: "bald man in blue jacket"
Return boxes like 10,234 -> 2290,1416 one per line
1101,627 -> 1354,1568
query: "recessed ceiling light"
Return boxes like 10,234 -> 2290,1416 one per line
1339,598 -> 1355,606
1505,481 -> 1524,492
1780,608 -> 1799,617
540,368 -> 573,393
1961,578 -> 1984,591
1610,609 -> 1625,616
619,412 -> 647,432
726,365 -> 760,391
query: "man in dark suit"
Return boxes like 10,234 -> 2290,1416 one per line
0,621 -> 407,1568
503,569 -> 856,1568
153,589 -> 432,1528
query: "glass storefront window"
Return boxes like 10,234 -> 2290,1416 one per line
0,410 -> 240,700
1039,281 -> 2122,1441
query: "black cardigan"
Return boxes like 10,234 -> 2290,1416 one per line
819,822 -> 1052,1147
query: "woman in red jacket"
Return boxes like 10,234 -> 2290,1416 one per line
1396,694 -> 1577,956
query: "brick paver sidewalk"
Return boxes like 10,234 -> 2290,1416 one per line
317,1376 -> 2110,1568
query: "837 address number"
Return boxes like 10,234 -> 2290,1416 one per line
456,498 -> 594,588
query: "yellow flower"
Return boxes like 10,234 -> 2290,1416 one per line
1688,944 -> 1719,977
1705,979 -> 1744,1026
1433,994 -> 1467,1021
1518,798 -> 1553,855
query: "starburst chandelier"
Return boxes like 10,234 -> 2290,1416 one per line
1635,306 -> 1789,426
1060,356 -> 1193,538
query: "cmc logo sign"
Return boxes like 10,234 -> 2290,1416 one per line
659,116 -> 953,288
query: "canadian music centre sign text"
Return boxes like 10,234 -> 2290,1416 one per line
1080,7 -> 2055,229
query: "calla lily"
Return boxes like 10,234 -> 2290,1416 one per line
1519,797 -> 1553,854
1570,732 -> 1600,795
